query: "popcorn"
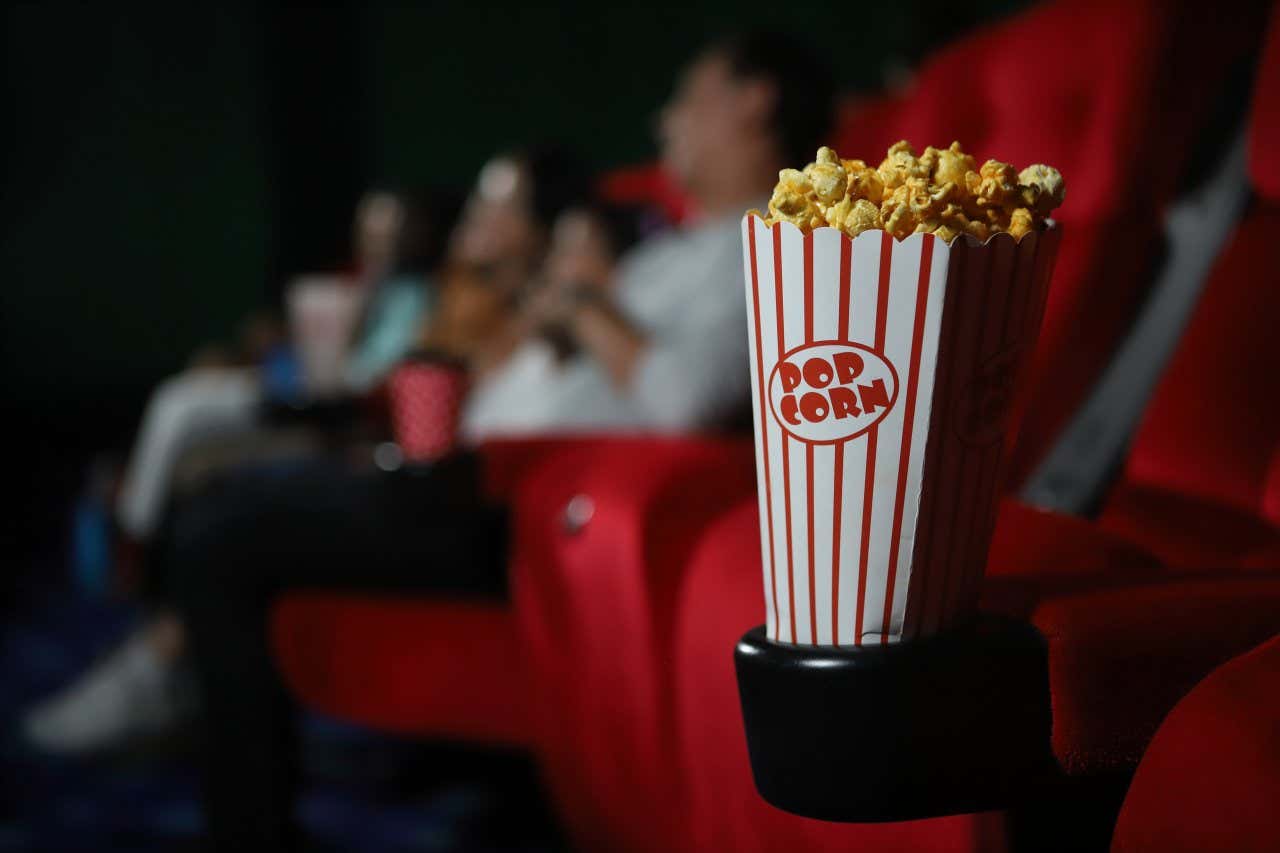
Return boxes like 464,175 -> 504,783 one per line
825,197 -> 883,236
965,159 -> 1019,212
767,168 -> 825,230
842,159 -> 884,203
926,141 -> 977,188
877,140 -> 930,191
763,141 -> 1064,243
1017,164 -> 1066,216
1006,207 -> 1035,240
805,147 -> 848,205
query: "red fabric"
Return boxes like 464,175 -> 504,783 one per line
1264,448 -> 1280,526
508,437 -> 756,853
1250,2 -> 1280,199
1099,483 -> 1280,570
834,0 -> 1263,484
1096,21 -> 1280,567
981,501 -> 1165,617
1115,212 -> 1280,519
1028,576 -> 1280,773
271,596 -> 528,743
1111,633 -> 1280,853
1099,212 -> 1280,566
476,436 -> 596,500
596,163 -> 690,225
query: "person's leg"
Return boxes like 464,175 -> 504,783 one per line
22,610 -> 188,753
116,369 -> 262,541
168,455 -> 507,851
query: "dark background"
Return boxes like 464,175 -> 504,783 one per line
2,0 -> 1031,559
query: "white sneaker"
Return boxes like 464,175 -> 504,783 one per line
22,632 -> 180,754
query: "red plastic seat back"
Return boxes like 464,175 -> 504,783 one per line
1111,634 -> 1280,853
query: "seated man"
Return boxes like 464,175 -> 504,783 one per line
163,33 -> 834,850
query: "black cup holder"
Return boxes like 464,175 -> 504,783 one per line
735,613 -> 1056,823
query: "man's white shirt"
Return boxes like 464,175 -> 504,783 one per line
461,208 -> 751,441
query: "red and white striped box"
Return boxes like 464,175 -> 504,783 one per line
742,215 -> 1061,646
388,358 -> 469,463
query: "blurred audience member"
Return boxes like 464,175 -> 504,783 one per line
461,200 -> 645,437
113,189 -> 452,544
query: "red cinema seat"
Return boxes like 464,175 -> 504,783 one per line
597,162 -> 689,225
1098,1 -> 1280,569
508,437 -> 755,852
835,0 -> 1272,484
272,596 -> 529,743
270,438 -> 594,744
1016,574 -> 1280,773
1111,633 -> 1280,853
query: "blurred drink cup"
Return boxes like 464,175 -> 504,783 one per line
287,275 -> 362,398
388,353 -> 469,464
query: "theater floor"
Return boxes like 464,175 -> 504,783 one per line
0,558 -> 565,853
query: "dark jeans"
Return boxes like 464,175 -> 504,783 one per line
162,454 -> 508,851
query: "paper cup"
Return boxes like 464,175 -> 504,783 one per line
388,355 -> 469,463
742,216 -> 1061,646
287,276 -> 363,397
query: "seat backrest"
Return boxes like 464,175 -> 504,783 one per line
1111,633 -> 1280,853
1120,2 -> 1280,519
836,0 -> 1272,482
597,162 -> 689,226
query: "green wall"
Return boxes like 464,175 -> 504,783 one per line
362,1 -> 1030,186
3,5 -> 271,416
3,0 -> 1032,431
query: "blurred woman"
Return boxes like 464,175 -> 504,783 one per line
462,201 -> 646,439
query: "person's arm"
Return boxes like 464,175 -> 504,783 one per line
344,282 -> 426,391
568,250 -> 750,430
567,291 -> 648,387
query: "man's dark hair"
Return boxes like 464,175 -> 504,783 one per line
714,32 -> 836,167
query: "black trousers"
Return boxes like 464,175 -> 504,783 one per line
162,454 -> 508,851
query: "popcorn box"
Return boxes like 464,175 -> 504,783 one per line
742,216 -> 1061,645
389,355 -> 469,463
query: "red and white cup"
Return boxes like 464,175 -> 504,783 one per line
388,355 -> 470,464
742,215 -> 1061,646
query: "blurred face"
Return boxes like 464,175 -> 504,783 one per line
354,192 -> 406,279
659,51 -> 773,189
544,209 -> 616,290
450,156 -> 542,269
